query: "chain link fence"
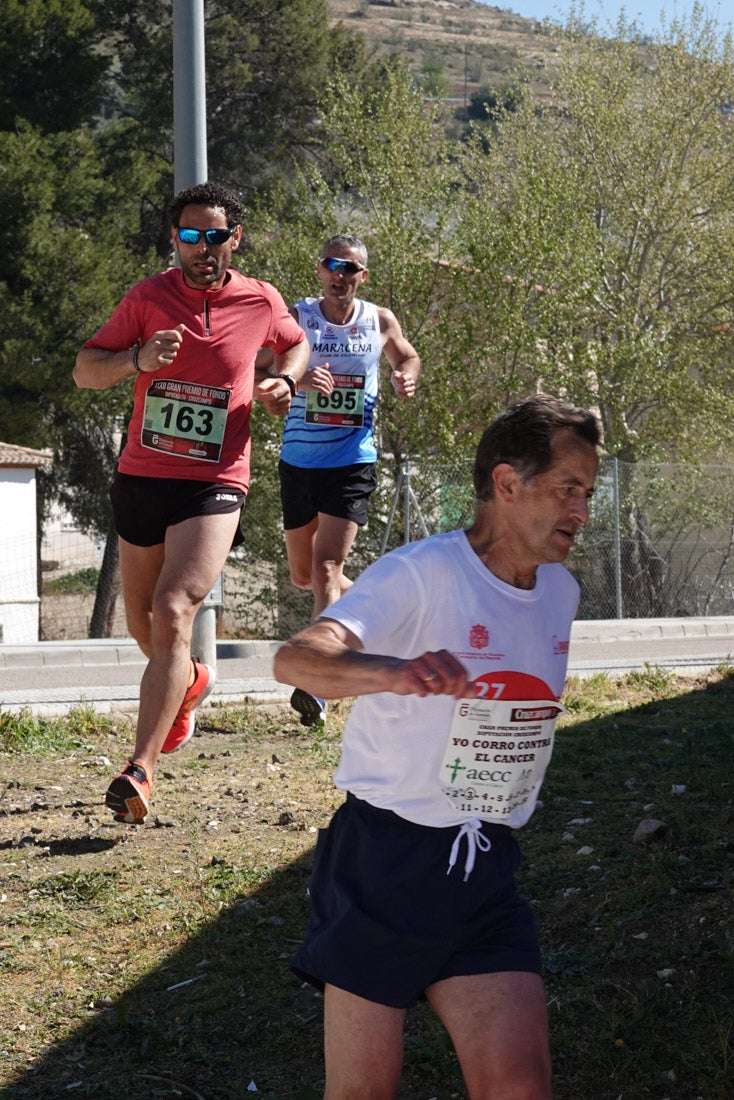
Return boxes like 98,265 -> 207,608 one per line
36,457 -> 734,640
373,456 -> 734,622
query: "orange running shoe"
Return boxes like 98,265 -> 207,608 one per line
161,660 -> 216,754
105,760 -> 151,824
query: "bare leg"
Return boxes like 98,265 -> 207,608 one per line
119,511 -> 239,780
323,984 -> 406,1100
284,518 -> 318,591
426,971 -> 552,1100
310,513 -> 359,617
284,512 -> 360,619
118,537 -> 164,659
283,513 -> 359,723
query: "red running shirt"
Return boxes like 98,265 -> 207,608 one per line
84,267 -> 305,491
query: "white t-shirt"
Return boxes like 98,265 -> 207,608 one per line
326,529 -> 579,829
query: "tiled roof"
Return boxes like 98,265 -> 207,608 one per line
0,442 -> 52,468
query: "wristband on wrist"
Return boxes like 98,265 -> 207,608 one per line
280,373 -> 297,397
132,343 -> 142,373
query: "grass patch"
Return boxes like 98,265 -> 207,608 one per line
0,705 -> 124,755
0,679 -> 731,1098
42,567 -> 100,596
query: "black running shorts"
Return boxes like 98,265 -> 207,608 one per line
110,472 -> 246,547
292,793 -> 542,1009
279,460 -> 378,530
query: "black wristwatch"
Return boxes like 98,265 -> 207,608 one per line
280,373 -> 298,397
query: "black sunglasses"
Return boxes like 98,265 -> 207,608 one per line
319,256 -> 365,275
178,227 -> 235,245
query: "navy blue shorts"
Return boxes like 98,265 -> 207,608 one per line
279,460 -> 377,530
292,793 -> 541,1009
110,472 -> 246,548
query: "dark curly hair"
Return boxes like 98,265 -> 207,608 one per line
168,181 -> 245,228
473,393 -> 601,502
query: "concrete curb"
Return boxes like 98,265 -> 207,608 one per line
0,638 -> 281,669
2,620 -> 734,716
0,678 -> 290,718
571,617 -> 734,642
3,621 -> 734,668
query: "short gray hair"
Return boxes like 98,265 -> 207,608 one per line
321,234 -> 368,267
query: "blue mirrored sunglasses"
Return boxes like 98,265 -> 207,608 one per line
319,256 -> 365,275
178,227 -> 235,245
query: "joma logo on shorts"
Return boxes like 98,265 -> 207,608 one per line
215,493 -> 238,502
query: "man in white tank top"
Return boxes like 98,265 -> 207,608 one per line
274,234 -> 421,727
275,393 -> 601,1099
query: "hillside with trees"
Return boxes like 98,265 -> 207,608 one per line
326,0 -> 559,103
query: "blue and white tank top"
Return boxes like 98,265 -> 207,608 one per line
280,297 -> 382,469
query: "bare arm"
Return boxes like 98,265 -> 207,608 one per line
296,366 -> 334,394
274,618 -> 473,701
73,324 -> 186,390
379,307 -> 421,398
73,346 -> 138,390
272,336 -> 309,385
255,317 -> 332,397
254,346 -> 275,380
254,336 -> 310,416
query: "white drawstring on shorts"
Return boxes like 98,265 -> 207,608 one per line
447,818 -> 492,881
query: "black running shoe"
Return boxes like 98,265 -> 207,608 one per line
290,687 -> 327,727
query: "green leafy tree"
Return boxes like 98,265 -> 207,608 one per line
466,83 -> 523,123
0,0 -> 107,133
0,0 -> 370,637
455,10 -> 734,615
0,110 -> 165,635
244,57 -> 475,480
462,80 -> 525,152
233,58 -> 471,633
0,0 -> 363,510
306,59 -> 465,467
98,0 -> 366,205
206,0 -> 365,191
5,2 -> 734,633
420,57 -> 450,99
457,11 -> 734,462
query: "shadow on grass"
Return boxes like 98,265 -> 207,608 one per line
2,673 -> 732,1099
523,671 -> 734,1100
1,846 -> 326,1100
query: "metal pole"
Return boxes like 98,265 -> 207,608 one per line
173,0 -> 208,191
464,44 -> 468,111
172,0 -> 216,667
613,457 -> 624,619
403,462 -> 412,544
381,471 -> 404,557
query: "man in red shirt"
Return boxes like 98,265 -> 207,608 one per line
74,181 -> 308,824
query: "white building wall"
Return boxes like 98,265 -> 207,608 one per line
0,468 -> 40,643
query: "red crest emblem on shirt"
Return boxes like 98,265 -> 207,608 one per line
469,624 -> 489,649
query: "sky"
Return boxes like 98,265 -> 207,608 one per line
478,0 -> 731,38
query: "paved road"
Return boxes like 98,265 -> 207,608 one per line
1,618 -> 734,716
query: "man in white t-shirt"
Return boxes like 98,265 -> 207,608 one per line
274,393 -> 600,1099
